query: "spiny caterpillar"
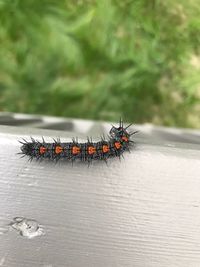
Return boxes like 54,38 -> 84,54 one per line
19,119 -> 137,163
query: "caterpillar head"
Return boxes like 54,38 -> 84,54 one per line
109,119 -> 138,142
109,126 -> 129,139
109,119 -> 134,141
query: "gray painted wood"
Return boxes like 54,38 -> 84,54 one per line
0,125 -> 200,267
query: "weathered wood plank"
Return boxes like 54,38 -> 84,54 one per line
0,125 -> 200,267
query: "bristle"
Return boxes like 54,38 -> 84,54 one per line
119,117 -> 123,128
125,123 -> 133,130
130,130 -> 139,136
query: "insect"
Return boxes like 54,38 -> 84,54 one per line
19,119 -> 137,163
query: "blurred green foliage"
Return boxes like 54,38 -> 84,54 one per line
0,0 -> 199,127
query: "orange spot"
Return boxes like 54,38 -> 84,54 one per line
88,146 -> 96,155
121,136 -> 128,142
114,142 -> 122,149
39,146 -> 46,154
72,146 -> 81,155
102,145 -> 110,153
55,146 -> 63,154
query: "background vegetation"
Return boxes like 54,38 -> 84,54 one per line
0,0 -> 199,128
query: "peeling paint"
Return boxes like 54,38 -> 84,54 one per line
10,217 -> 44,239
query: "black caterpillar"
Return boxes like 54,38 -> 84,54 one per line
19,119 -> 137,163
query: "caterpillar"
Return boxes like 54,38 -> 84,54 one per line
19,119 -> 137,163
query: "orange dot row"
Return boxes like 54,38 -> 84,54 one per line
39,142 -> 122,155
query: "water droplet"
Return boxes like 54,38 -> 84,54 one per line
10,217 -> 44,239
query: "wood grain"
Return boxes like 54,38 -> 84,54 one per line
0,125 -> 200,267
